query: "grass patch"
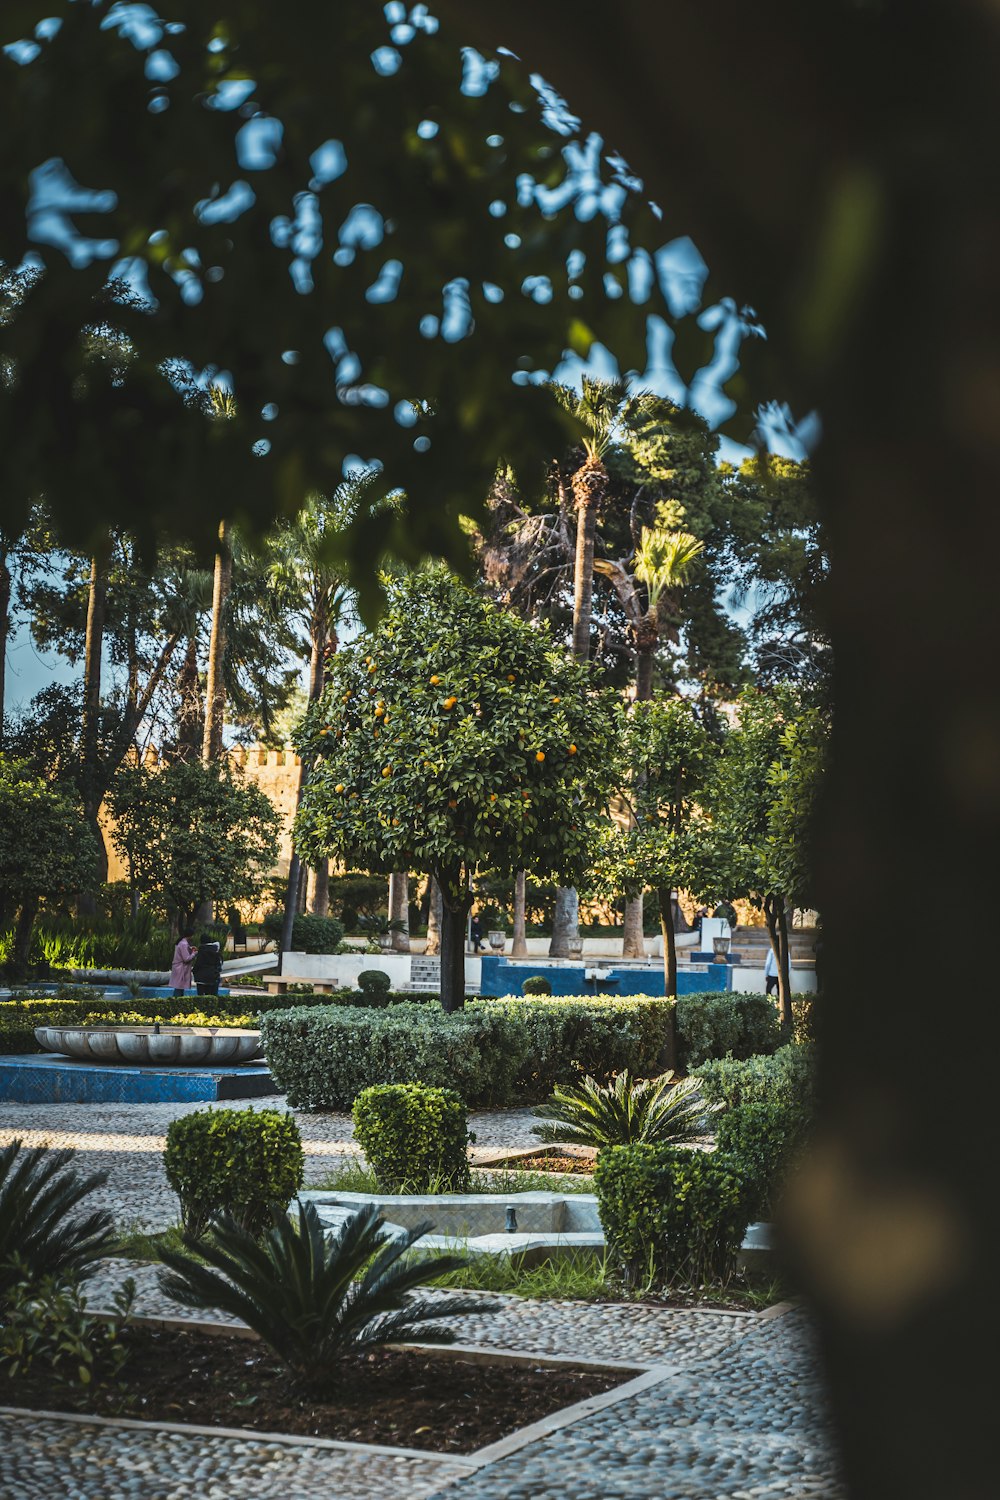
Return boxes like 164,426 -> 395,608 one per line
420,1248 -> 788,1309
312,1160 -> 594,1196
110,1222 -> 189,1262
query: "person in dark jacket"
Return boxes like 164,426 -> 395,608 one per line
192,932 -> 223,997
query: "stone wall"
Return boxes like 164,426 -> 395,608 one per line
100,744 -> 303,897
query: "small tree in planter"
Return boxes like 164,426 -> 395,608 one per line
591,698 -> 729,996
293,567 -> 618,1011
713,689 -> 828,1026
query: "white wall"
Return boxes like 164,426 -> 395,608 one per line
280,952 -> 482,988
487,933 -> 696,958
731,966 -> 818,994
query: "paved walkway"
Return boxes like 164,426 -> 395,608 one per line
0,1096 -> 847,1498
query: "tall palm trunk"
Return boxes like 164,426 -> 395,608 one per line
552,457 -> 606,959
511,869 -> 528,957
305,599 -> 330,915
202,519 -> 231,763
571,467 -> 602,658
78,548 -> 110,915
623,610 -> 659,957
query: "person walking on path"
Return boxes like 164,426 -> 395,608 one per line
192,931 -> 223,997
764,943 -> 779,997
170,929 -> 198,998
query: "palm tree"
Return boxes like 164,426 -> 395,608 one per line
548,378 -> 660,957
269,475 -> 385,948
595,523 -> 704,956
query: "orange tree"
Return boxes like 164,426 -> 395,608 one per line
293,568 -> 618,1011
590,698 -> 728,997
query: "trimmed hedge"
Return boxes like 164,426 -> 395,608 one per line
353,1083 -> 471,1191
594,1143 -> 750,1289
261,995 -> 675,1110
675,991 -> 784,1069
696,1043 -> 817,1221
694,1043 -> 818,1115
357,970 -> 392,999
163,1106 -> 304,1239
475,996 -> 675,1097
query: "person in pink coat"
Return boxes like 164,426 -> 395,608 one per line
170,928 -> 198,997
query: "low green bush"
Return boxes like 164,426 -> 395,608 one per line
353,1083 -> 471,1191
80,1010 -> 256,1028
694,1043 -> 818,1114
357,969 -> 392,999
696,1044 -> 818,1222
261,996 -> 675,1110
594,1143 -> 749,1289
521,976 -> 552,996
261,911 -> 346,953
0,1000 -> 80,1054
675,991 -> 784,1069
714,1095 -> 812,1221
163,1108 -> 304,1239
0,1271 -> 135,1393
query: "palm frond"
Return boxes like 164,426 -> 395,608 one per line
156,1199 -> 494,1391
0,1141 -> 115,1301
532,1072 -> 714,1149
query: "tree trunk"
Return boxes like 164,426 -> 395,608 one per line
549,885 -> 578,958
511,869 -> 528,957
388,871 -> 409,953
78,549 -> 109,918
635,640 -> 655,701
279,850 -> 300,964
307,859 -> 329,916
776,898 -> 792,1028
12,897 -> 38,983
762,893 -> 788,1023
622,895 -> 645,957
202,519 -> 231,762
438,896 -> 469,1012
0,546 -> 10,745
657,886 -> 678,998
571,495 -> 599,660
424,875 -> 443,955
176,633 -> 203,760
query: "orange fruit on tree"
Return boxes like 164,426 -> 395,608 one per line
335,783 -> 345,793
568,744 -> 577,755
535,750 -> 545,762
382,765 -> 392,777
551,696 -> 561,703
448,798 -> 458,809
430,674 -> 441,685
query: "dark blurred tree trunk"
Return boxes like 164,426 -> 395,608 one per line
442,7 -> 1000,1493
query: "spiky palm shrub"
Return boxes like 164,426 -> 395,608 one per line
532,1070 -> 715,1150
0,1141 -> 115,1303
157,1200 -> 494,1393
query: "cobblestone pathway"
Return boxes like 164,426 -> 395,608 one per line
0,1097 -> 848,1498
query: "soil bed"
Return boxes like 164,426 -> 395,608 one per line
483,1154 -> 596,1177
0,1326 -> 630,1453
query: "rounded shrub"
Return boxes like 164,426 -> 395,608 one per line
163,1107 -> 304,1239
357,969 -> 392,999
594,1143 -> 749,1290
352,1082 -> 471,1191
521,976 -> 552,996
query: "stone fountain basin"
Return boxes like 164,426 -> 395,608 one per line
33,1026 -> 263,1066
